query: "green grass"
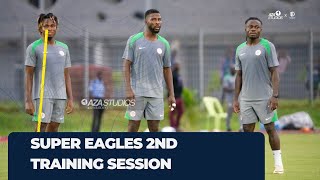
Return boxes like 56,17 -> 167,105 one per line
0,143 -> 7,180
265,133 -> 320,180
0,99 -> 319,179
0,107 -> 152,135
1,134 -> 319,180
0,99 -> 319,135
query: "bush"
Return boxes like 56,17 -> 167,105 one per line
182,88 -> 198,108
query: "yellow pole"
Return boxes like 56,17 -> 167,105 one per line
37,30 -> 49,132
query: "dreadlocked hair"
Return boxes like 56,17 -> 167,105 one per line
37,13 -> 58,32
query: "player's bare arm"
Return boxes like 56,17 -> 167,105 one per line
269,66 -> 280,111
124,59 -> 134,100
163,67 -> 175,105
65,68 -> 73,114
233,70 -> 242,113
25,66 -> 35,115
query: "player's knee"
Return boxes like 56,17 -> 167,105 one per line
242,124 -> 254,132
35,123 -> 48,132
148,125 -> 159,132
128,121 -> 140,132
243,126 -> 251,132
147,121 -> 159,132
50,126 -> 59,132
264,123 -> 276,133
46,122 -> 60,132
148,126 -> 159,132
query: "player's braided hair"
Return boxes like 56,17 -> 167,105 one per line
37,13 -> 59,32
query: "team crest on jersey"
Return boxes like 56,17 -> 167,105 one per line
59,50 -> 65,56
255,49 -> 261,56
130,111 -> 136,117
157,48 -> 162,55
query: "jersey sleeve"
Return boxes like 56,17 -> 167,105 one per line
163,43 -> 171,67
235,54 -> 242,70
65,48 -> 71,68
122,36 -> 134,62
25,44 -> 36,67
267,42 -> 279,67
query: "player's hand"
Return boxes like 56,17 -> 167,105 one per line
66,99 -> 74,114
233,100 -> 240,113
168,95 -> 176,105
168,95 -> 176,111
126,88 -> 135,100
269,97 -> 278,111
25,100 -> 35,115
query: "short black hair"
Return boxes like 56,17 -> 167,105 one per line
245,17 -> 262,25
144,9 -> 160,19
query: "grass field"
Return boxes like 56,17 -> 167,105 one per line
1,134 -> 319,180
0,99 -> 319,135
265,133 -> 320,180
0,143 -> 8,180
0,99 -> 319,179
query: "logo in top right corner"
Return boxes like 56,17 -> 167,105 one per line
289,11 -> 295,20
268,10 -> 283,20
268,10 -> 295,20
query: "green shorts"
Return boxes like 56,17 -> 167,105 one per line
125,97 -> 164,120
32,98 -> 66,123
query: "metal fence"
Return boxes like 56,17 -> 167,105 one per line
178,30 -> 320,102
0,25 -> 319,104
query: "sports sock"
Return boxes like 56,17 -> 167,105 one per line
273,150 -> 283,167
